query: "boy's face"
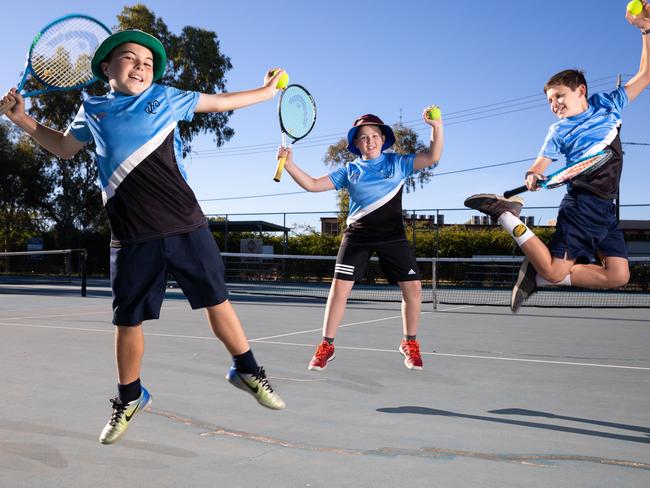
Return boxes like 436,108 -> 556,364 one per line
101,42 -> 155,96
354,125 -> 385,159
545,83 -> 588,119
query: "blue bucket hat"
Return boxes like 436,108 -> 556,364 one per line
346,114 -> 396,156
91,29 -> 167,82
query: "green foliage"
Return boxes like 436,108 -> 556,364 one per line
117,4 -> 234,154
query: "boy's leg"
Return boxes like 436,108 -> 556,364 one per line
115,324 -> 144,384
100,324 -> 150,445
398,280 -> 422,337
322,278 -> 355,339
570,256 -> 630,288
102,241 -> 166,445
205,300 -> 249,355
308,278 -> 353,371
398,280 -> 423,370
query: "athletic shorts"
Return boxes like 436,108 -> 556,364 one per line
334,236 -> 420,283
110,226 -> 229,326
549,190 -> 628,263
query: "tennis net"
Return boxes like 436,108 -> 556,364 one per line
0,249 -> 88,296
220,253 -> 650,308
432,256 -> 650,308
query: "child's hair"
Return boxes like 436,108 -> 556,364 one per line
544,69 -> 588,98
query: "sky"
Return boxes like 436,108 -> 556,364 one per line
2,0 -> 649,232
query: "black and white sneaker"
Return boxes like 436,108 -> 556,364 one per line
511,259 -> 538,313
464,193 -> 524,221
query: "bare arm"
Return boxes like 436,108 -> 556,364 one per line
624,4 -> 650,102
194,69 -> 285,113
413,108 -> 444,170
277,146 -> 335,192
1,89 -> 85,159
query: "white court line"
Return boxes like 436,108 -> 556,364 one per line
251,311 -> 434,341
2,321 -> 648,371
0,303 -> 190,321
252,340 -> 650,371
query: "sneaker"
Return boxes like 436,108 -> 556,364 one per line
464,193 -> 524,221
226,366 -> 286,410
511,258 -> 538,313
99,386 -> 152,445
399,339 -> 423,370
308,341 -> 335,371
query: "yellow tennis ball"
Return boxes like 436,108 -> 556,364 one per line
271,69 -> 289,89
427,105 -> 441,121
627,0 -> 643,15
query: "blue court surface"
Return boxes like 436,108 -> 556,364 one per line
1,282 -> 649,487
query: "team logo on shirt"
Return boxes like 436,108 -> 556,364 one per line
512,224 -> 527,238
145,100 -> 161,114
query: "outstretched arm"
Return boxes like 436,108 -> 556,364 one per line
1,88 -> 85,159
624,2 -> 650,102
413,107 -> 444,170
525,156 -> 553,191
277,146 -> 335,192
194,69 -> 285,113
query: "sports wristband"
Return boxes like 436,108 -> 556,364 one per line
525,171 -> 544,179
643,28 -> 650,35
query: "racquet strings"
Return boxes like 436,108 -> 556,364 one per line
29,17 -> 110,89
279,85 -> 316,140
546,151 -> 611,188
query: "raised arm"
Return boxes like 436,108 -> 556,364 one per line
413,107 -> 444,170
194,69 -> 285,113
1,88 -> 85,159
624,2 -> 650,102
277,146 -> 335,192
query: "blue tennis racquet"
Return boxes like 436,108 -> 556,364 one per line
273,84 -> 317,182
0,14 -> 111,116
503,150 -> 613,198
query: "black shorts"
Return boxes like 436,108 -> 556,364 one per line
549,190 -> 628,262
110,226 -> 229,326
334,236 -> 420,284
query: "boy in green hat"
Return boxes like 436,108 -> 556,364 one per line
1,29 -> 288,444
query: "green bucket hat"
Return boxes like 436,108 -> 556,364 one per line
91,29 -> 167,82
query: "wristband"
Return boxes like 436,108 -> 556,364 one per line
643,28 -> 650,35
525,171 -> 544,179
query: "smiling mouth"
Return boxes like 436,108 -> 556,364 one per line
129,75 -> 144,82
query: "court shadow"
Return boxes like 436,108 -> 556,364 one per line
488,408 -> 650,434
376,406 -> 650,444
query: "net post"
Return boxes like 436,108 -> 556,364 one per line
80,249 -> 87,297
432,257 -> 438,311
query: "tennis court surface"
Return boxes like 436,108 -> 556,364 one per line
1,282 -> 649,487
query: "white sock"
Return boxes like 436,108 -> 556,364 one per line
536,274 -> 571,287
497,212 -> 535,246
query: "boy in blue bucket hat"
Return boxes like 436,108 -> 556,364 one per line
2,29 -> 288,445
277,109 -> 444,371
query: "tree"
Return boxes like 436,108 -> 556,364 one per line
322,124 -> 436,229
20,3 -> 236,246
0,123 -> 52,251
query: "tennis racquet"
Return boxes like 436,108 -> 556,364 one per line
503,150 -> 613,198
0,14 -> 111,117
273,84 -> 316,182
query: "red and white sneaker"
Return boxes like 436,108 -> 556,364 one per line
308,341 -> 335,370
399,339 -> 423,370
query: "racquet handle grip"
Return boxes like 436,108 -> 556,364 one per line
503,185 -> 528,199
273,156 -> 287,182
0,98 -> 17,117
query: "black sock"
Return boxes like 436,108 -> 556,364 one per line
118,378 -> 141,404
233,349 -> 259,374
323,336 -> 334,345
404,335 -> 417,341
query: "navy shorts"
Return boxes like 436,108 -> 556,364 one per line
110,226 -> 229,326
334,236 -> 420,284
549,190 -> 628,262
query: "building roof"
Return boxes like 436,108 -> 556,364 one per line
207,220 -> 290,233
